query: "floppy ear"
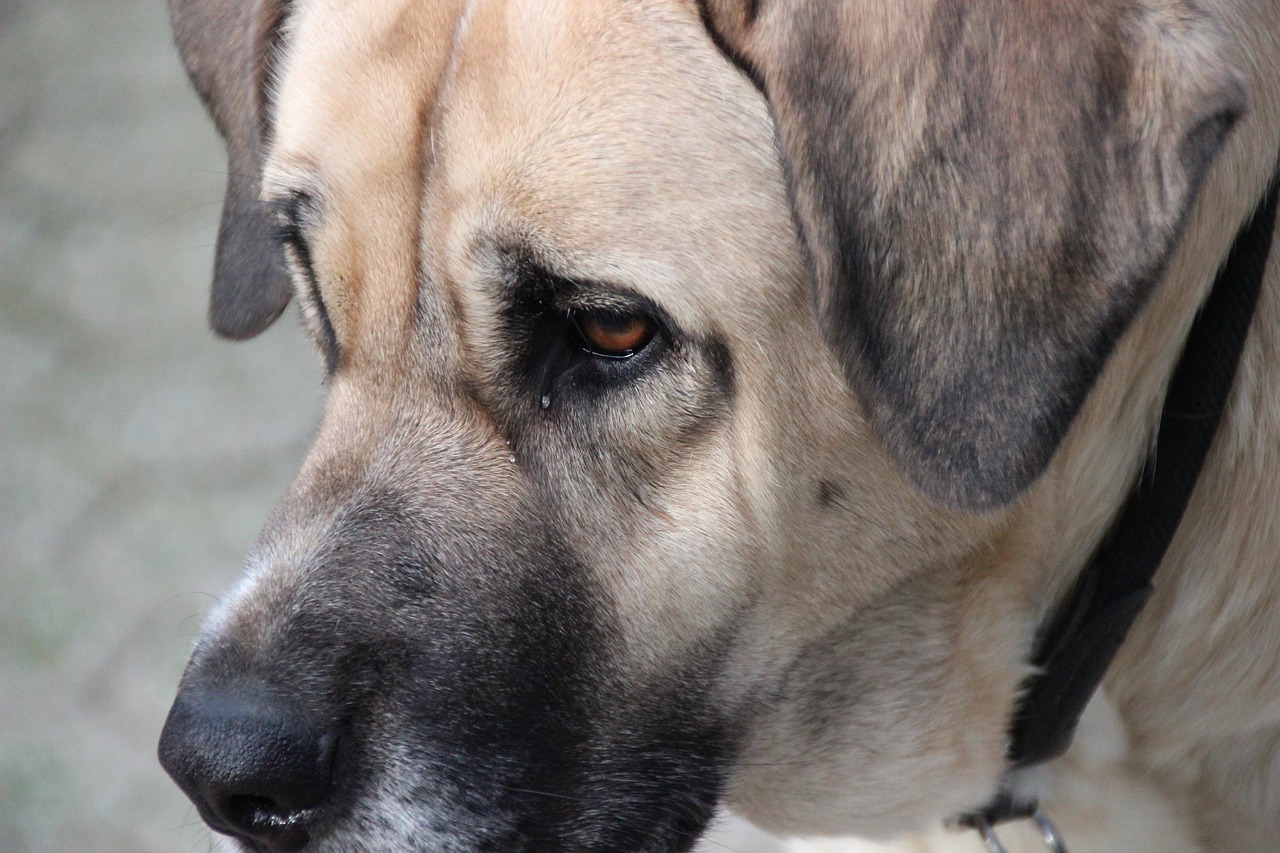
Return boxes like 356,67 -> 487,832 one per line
170,0 -> 292,339
702,0 -> 1244,509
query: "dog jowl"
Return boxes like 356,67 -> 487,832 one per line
158,0 -> 1245,850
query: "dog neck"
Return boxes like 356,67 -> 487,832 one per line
958,170 -> 1280,844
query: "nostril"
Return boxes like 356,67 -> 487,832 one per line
228,794 -> 288,824
224,795 -> 312,850
158,682 -> 336,850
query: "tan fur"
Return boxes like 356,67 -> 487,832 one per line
171,0 -> 1280,849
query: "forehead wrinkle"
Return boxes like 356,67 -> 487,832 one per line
442,11 -> 734,266
414,0 -> 481,354
266,0 -> 472,373
426,0 -> 482,174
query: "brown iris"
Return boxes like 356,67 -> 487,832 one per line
572,309 -> 654,358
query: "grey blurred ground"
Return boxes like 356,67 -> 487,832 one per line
0,1 -> 782,851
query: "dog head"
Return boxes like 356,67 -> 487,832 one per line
159,0 -> 1242,849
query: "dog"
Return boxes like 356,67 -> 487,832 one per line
157,1 -> 1280,851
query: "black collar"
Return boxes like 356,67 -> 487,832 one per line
965,172 -> 1280,832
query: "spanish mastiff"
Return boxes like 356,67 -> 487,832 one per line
157,1 -> 1280,851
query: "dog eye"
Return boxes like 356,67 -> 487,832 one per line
571,309 -> 654,359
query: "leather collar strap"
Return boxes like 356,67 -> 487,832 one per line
967,171 -> 1280,830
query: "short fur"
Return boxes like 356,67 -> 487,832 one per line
161,1 -> 1280,851
170,0 -> 294,338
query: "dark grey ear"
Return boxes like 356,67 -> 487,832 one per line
170,0 -> 292,339
702,0 -> 1244,509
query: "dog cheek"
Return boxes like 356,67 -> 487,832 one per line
724,570 -> 1016,838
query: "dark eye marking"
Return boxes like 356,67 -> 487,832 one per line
494,255 -> 675,408
268,190 -> 339,374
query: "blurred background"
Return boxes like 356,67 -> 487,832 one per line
0,1 -> 780,850
2,0 -> 325,849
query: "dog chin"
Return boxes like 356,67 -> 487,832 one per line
205,761 -> 717,853
210,815 -> 711,853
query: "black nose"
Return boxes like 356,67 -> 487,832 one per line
158,682 -> 336,852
